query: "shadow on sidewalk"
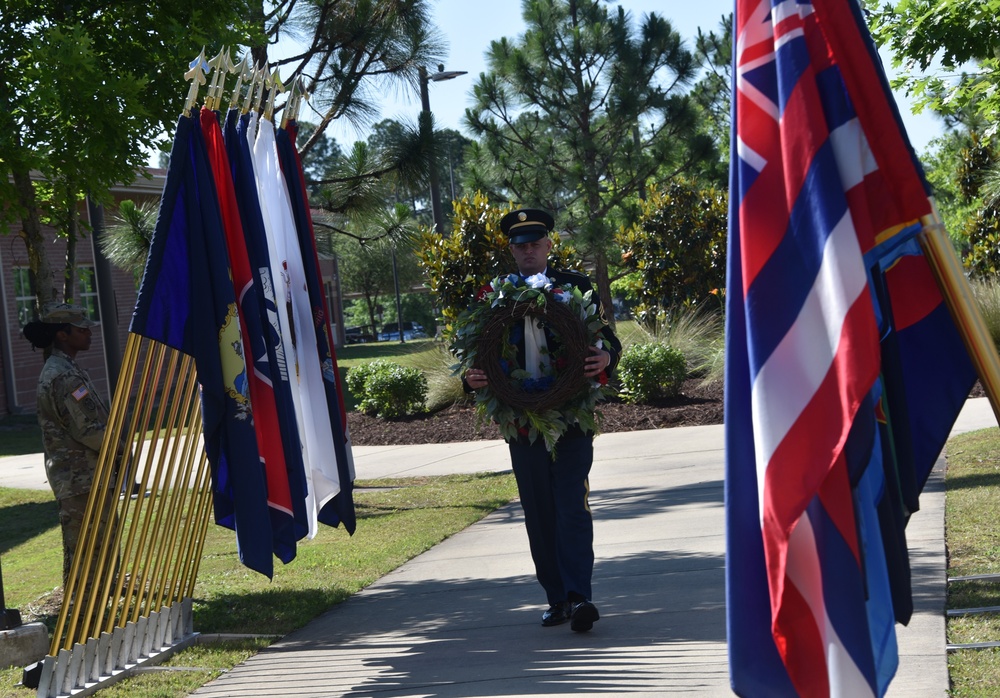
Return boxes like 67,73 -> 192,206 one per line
196,480 -> 730,696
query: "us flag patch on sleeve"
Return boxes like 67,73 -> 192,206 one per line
72,384 -> 89,401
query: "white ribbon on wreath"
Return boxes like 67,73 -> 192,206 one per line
523,273 -> 553,379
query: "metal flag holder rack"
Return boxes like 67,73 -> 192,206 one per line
29,335 -> 211,697
29,47 -> 312,696
35,599 -> 198,697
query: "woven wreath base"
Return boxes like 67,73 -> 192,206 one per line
477,298 -> 589,412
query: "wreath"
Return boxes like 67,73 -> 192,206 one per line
450,273 -> 613,452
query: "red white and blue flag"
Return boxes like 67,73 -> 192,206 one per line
725,1 -> 975,696
201,107 -> 299,564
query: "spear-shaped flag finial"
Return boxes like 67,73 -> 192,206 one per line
281,78 -> 299,129
252,62 -> 271,115
282,77 -> 310,127
241,62 -> 262,115
205,47 -> 235,111
265,70 -> 285,123
229,53 -> 254,112
183,48 -> 210,115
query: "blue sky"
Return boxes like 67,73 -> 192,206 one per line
326,0 -> 943,154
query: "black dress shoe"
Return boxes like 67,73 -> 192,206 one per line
541,602 -> 571,626
570,600 -> 599,632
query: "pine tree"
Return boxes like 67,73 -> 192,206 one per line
464,0 -> 718,322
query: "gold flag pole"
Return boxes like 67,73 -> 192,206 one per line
290,77 -> 310,123
241,62 -> 262,115
919,205 -> 1000,424
280,78 -> 299,130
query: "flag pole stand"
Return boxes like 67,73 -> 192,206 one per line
919,208 -> 1000,424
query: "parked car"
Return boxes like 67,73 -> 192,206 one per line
344,326 -> 375,344
378,321 -> 427,342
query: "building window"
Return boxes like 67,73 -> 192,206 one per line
11,266 -> 101,327
13,267 -> 34,328
77,266 -> 101,323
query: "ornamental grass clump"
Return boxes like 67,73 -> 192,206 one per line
617,343 -> 687,404
625,306 -> 724,389
406,343 -> 469,412
345,359 -> 428,418
970,276 -> 1000,352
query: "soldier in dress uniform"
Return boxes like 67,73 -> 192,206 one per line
464,208 -> 622,632
22,303 -> 114,586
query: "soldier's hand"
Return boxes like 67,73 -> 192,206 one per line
584,346 -> 611,378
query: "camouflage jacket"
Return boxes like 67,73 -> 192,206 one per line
36,349 -> 109,500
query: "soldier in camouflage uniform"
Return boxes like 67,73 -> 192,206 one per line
24,303 -> 114,586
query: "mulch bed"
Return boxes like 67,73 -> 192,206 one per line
346,378 -> 988,447
346,378 -> 724,446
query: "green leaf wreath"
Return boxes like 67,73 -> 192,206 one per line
451,273 -> 614,452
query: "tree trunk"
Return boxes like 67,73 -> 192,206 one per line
592,248 -> 616,331
64,195 -> 79,303
11,165 -> 55,316
364,294 -> 379,338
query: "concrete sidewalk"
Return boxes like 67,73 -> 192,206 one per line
175,398 -> 997,697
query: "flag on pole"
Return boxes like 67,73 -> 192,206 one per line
726,1 -> 975,695
227,110 -> 311,543
201,107 -> 298,564
131,112 -> 274,578
275,121 -> 356,532
252,115 -> 343,537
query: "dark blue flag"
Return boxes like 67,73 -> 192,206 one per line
227,110 -> 311,543
275,121 -> 356,533
203,106 -> 296,565
131,112 -> 274,578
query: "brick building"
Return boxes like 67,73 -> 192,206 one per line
0,170 -> 167,419
1,169 -> 346,420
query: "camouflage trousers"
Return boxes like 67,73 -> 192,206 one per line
56,489 -> 117,590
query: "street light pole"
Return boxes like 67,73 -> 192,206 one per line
419,64 -> 467,235
391,247 -> 404,344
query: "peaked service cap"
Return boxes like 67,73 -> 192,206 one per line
500,208 -> 554,244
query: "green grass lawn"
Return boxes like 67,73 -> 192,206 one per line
0,471 -> 518,698
334,337 -> 442,368
943,428 -> 1000,697
0,415 -> 44,459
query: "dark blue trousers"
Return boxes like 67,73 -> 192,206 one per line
508,433 -> 594,605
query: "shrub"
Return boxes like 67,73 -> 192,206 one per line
345,360 -> 428,418
633,307 -> 724,388
616,180 -> 728,320
405,343 -> 470,412
617,343 -> 687,404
